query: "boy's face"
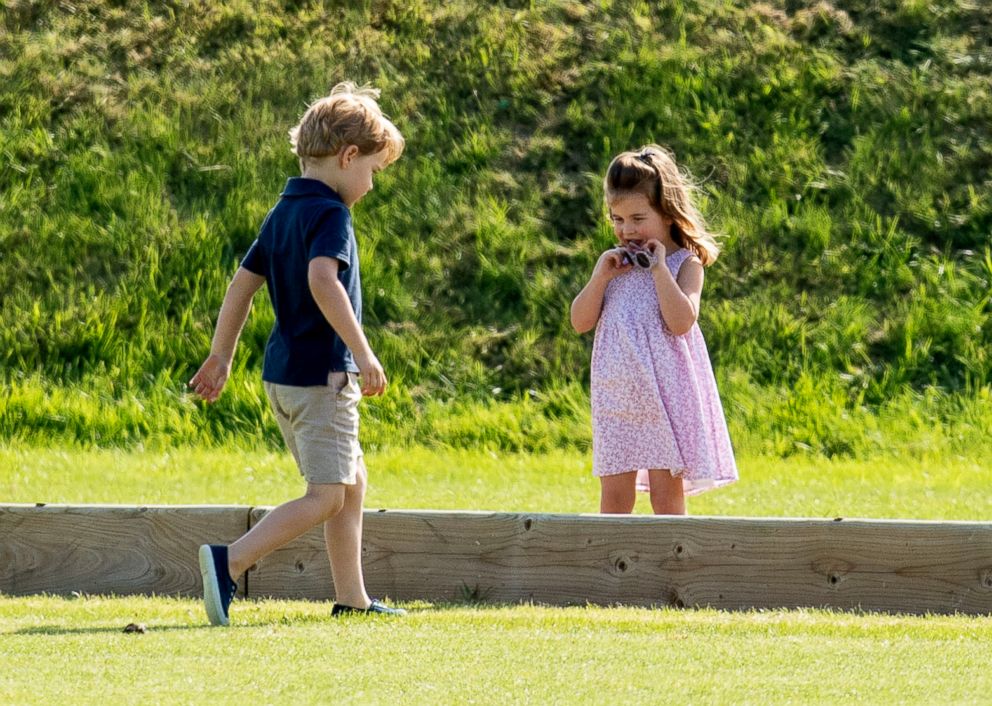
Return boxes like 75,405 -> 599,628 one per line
338,147 -> 390,207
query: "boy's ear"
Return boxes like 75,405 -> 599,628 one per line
338,144 -> 360,167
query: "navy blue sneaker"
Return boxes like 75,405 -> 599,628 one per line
331,599 -> 406,617
198,544 -> 237,626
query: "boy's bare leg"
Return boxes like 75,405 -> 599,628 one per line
647,469 -> 687,515
324,457 -> 371,608
600,472 -> 637,513
227,483 -> 346,579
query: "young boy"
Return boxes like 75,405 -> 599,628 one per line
189,82 -> 405,626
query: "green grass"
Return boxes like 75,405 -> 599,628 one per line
2,595 -> 990,704
3,446 -> 991,520
4,5 -> 990,699
2,0 -> 992,452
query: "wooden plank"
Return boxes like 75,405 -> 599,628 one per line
0,504 -> 250,598
4,505 -> 991,614
248,510 -> 992,615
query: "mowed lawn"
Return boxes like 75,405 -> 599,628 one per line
4,447 -> 992,704
2,595 -> 991,705
2,445 -> 991,520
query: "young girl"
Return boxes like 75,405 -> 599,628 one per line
570,145 -> 738,515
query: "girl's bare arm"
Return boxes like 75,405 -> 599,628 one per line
652,257 -> 704,336
571,249 -> 631,333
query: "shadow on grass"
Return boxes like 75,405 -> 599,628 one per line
6,597 -> 602,637
11,623 -> 255,635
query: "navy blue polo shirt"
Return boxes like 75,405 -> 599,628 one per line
241,178 -> 361,386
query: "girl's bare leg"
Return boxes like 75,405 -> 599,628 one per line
647,469 -> 686,515
600,472 -> 637,513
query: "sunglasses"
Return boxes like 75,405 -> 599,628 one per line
621,243 -> 658,269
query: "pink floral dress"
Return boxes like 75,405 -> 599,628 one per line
590,248 -> 738,495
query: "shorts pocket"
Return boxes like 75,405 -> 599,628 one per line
327,371 -> 350,395
329,371 -> 361,407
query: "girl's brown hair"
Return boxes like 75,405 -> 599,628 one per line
289,82 -> 404,166
603,144 -> 720,265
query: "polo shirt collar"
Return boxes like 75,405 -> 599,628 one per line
281,177 -> 345,203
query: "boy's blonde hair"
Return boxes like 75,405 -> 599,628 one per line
604,144 -> 720,266
289,82 -> 405,167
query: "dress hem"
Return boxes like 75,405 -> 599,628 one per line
593,466 -> 737,496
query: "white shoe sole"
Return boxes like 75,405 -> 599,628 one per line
198,544 -> 229,626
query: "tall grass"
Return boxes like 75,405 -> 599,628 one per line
1,1 -> 990,454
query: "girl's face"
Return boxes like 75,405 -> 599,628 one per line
608,193 -> 670,246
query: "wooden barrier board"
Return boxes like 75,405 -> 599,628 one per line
4,505 -> 992,614
248,509 -> 992,615
0,504 -> 250,598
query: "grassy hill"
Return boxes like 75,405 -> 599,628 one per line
1,0 -> 990,455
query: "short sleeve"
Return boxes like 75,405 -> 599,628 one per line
240,238 -> 267,276
307,206 -> 352,270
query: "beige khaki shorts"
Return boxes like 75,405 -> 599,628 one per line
264,372 -> 363,485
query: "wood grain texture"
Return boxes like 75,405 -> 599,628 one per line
4,505 -> 991,614
248,510 -> 992,615
0,504 -> 249,597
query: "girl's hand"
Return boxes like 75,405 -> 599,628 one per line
643,239 -> 664,261
643,239 -> 671,274
189,354 -> 230,403
592,247 -> 632,281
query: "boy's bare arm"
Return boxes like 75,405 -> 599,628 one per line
307,256 -> 386,396
189,267 -> 265,402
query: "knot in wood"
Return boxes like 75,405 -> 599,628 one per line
812,559 -> 853,587
609,552 -> 632,576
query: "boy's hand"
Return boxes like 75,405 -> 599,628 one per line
354,351 -> 387,396
189,354 -> 230,403
592,247 -> 632,282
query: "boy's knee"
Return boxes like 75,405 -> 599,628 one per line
347,477 -> 366,503
352,460 -> 367,491
306,484 -> 346,518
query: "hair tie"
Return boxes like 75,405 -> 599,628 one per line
634,149 -> 665,204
